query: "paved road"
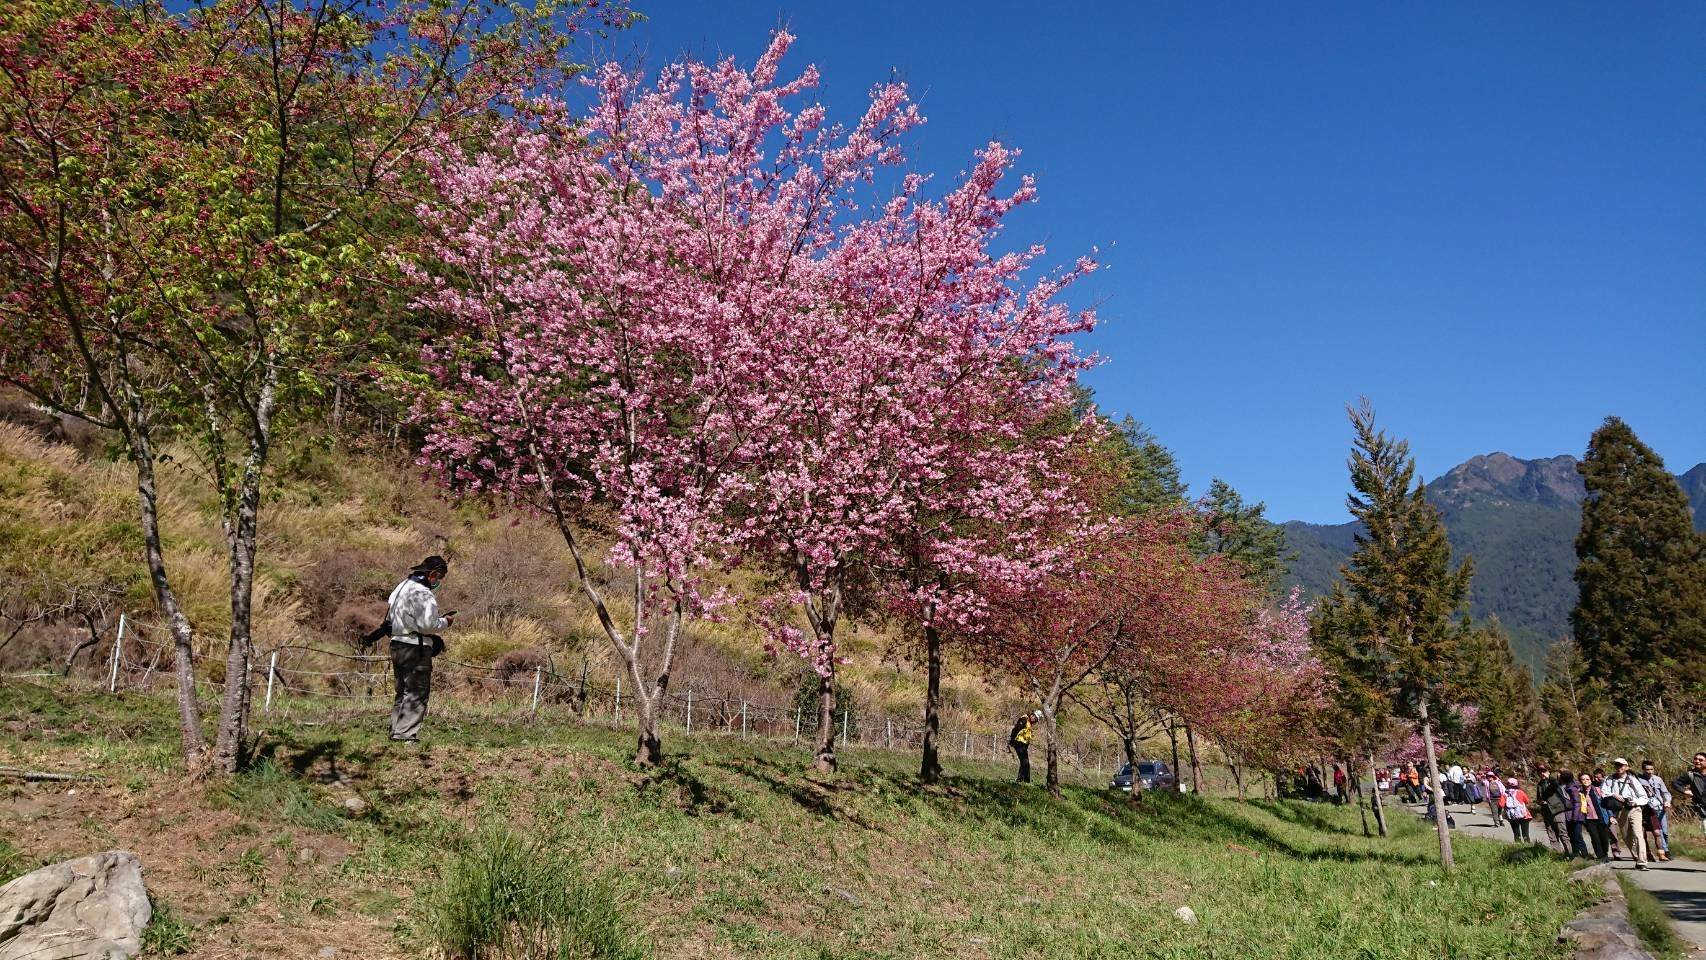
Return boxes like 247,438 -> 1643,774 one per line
1405,800 -> 1706,955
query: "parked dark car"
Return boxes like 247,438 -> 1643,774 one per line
1111,760 -> 1178,793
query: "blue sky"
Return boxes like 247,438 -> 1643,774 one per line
603,2 -> 1706,523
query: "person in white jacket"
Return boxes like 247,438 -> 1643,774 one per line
1604,758 -> 1652,869
387,555 -> 454,743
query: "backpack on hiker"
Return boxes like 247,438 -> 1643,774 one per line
1506,794 -> 1529,821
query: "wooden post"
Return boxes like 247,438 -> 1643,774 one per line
107,614 -> 127,692
841,709 -> 849,746
263,651 -> 278,713
685,690 -> 693,734
740,700 -> 747,737
886,719 -> 893,748
794,707 -> 802,742
615,676 -> 622,725
530,666 -> 543,717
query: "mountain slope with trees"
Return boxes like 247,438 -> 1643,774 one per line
1283,451 -> 1706,670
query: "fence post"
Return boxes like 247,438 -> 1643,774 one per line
991,731 -> 998,759
886,719 -> 892,749
530,666 -> 543,717
263,651 -> 278,713
107,614 -> 127,692
685,690 -> 693,735
740,700 -> 747,737
841,709 -> 849,746
963,731 -> 970,757
794,707 -> 801,743
615,676 -> 622,725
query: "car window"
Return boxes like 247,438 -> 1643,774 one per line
1138,763 -> 1158,775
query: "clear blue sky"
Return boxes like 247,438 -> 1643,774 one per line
603,2 -> 1706,523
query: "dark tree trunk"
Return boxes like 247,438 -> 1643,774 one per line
919,622 -> 943,783
1368,752 -> 1389,837
1168,723 -> 1181,791
1185,724 -> 1205,795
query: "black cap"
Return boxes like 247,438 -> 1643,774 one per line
410,555 -> 448,575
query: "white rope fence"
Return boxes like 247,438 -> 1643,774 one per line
41,613 -> 1124,779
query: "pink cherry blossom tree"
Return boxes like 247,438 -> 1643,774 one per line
407,34 -> 937,767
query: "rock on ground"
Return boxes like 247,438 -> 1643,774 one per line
0,851 -> 150,960
1559,863 -> 1655,960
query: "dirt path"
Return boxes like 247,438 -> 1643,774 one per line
1406,800 -> 1706,956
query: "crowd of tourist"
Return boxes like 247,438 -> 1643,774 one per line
1383,751 -> 1706,869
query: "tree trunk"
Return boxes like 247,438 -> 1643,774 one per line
1368,751 -> 1389,837
1122,735 -> 1141,803
1419,697 -> 1455,872
1230,760 -> 1245,801
814,672 -> 837,774
1041,688 -> 1062,798
1352,760 -> 1371,836
919,621 -> 943,784
634,689 -> 662,767
127,405 -> 204,761
1168,723 -> 1181,792
1185,724 -> 1204,795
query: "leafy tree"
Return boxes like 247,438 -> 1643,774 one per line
1311,400 -> 1477,871
1536,639 -> 1622,769
1198,478 -> 1290,593
0,0 -> 621,770
1571,417 -> 1706,714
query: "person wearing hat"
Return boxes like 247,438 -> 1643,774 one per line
386,555 -> 455,744
1008,710 -> 1040,783
1603,757 -> 1653,869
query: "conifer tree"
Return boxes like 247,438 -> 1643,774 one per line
1536,639 -> 1622,769
1312,400 -> 1475,871
1462,623 -> 1544,766
1572,417 -> 1706,714
1199,478 -> 1290,593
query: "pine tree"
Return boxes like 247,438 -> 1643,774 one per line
1462,622 -> 1544,766
1571,417 -> 1706,714
1311,400 -> 1476,871
1199,478 -> 1290,592
1536,639 -> 1622,770
1106,417 -> 1187,515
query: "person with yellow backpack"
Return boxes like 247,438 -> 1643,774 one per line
1008,710 -> 1041,783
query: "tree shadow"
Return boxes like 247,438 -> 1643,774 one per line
710,756 -> 876,829
1247,799 -> 1368,837
634,756 -> 739,819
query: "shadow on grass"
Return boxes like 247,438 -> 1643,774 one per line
634,757 -> 739,818
1247,798 -> 1369,837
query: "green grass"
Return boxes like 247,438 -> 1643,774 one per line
141,899 -> 197,956
1617,875 -> 1687,960
421,824 -> 649,960
4,680 -> 1601,959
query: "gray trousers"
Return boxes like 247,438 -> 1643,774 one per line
390,640 -> 433,741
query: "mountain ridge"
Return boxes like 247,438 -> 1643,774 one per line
1282,451 -> 1706,671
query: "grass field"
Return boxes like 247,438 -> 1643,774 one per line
1,678 -> 1597,959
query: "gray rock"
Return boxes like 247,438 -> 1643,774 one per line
1173,906 -> 1197,925
341,796 -> 367,815
0,851 -> 150,960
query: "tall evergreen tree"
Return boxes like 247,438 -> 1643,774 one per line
1312,400 -> 1476,871
1105,417 -> 1187,515
1536,639 -> 1622,770
1461,622 -> 1544,766
1571,417 -> 1706,714
1199,478 -> 1290,593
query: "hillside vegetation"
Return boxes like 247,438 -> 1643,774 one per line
0,411 -> 1029,739
0,679 -> 1595,960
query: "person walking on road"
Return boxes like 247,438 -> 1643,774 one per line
1503,777 -> 1533,843
386,555 -> 454,744
1637,760 -> 1672,861
1674,752 -> 1706,836
1573,771 -> 1611,862
1446,761 -> 1465,805
1605,758 -> 1653,870
1009,710 -> 1039,784
1536,763 -> 1567,851
1486,770 -> 1506,826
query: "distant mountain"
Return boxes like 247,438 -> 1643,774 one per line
1283,453 -> 1706,673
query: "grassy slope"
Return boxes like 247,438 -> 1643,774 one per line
2,680 -> 1593,960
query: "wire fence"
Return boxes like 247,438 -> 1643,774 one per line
54,612 -> 1126,782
